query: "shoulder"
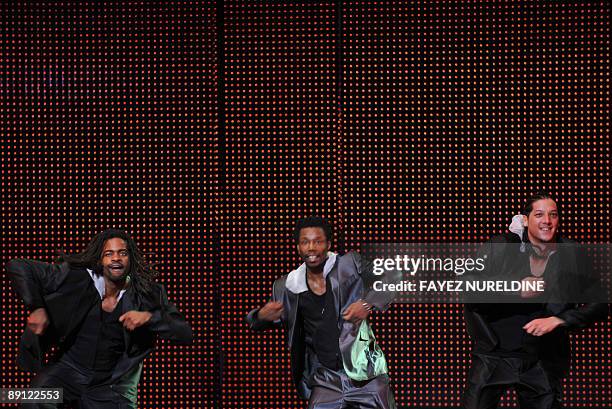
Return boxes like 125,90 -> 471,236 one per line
488,233 -> 521,244
274,274 -> 288,286
557,236 -> 579,245
556,237 -> 588,259
338,251 -> 360,263
337,251 -> 365,273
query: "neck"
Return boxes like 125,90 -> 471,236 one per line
307,265 -> 325,277
529,241 -> 557,258
104,278 -> 127,298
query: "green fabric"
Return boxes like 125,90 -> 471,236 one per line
343,320 -> 388,381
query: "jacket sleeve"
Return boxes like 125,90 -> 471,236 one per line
555,245 -> 610,330
463,235 -> 523,312
245,278 -> 284,331
557,303 -> 609,330
355,252 -> 397,312
5,259 -> 68,312
146,284 -> 193,345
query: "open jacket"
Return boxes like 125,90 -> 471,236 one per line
6,259 -> 193,402
246,251 -> 396,399
464,233 -> 609,376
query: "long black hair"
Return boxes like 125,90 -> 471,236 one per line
57,229 -> 157,295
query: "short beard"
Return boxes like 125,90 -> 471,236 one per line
103,266 -> 129,283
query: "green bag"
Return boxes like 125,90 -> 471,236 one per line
343,320 -> 388,381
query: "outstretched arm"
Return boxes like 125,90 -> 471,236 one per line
246,278 -> 284,331
128,285 -> 193,344
6,259 -> 68,311
6,259 -> 70,335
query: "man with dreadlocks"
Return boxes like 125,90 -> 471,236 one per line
6,229 -> 193,408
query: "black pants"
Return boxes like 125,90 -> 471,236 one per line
462,353 -> 563,409
21,360 -> 135,409
307,366 -> 396,409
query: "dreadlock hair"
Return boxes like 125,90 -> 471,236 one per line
57,228 -> 158,295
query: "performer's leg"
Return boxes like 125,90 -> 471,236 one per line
307,367 -> 344,409
462,354 -> 509,409
79,391 -> 136,409
79,382 -> 136,409
21,361 -> 88,409
343,373 -> 396,409
546,373 -> 564,409
515,361 -> 556,409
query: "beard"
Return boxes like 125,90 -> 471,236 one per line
103,265 -> 130,283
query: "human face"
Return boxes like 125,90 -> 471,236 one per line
524,198 -> 559,245
297,227 -> 330,270
101,238 -> 130,282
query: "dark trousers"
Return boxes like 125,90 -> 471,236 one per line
21,360 -> 135,409
462,353 -> 563,409
307,366 -> 396,409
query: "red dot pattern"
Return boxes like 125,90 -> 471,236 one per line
1,1 -> 610,408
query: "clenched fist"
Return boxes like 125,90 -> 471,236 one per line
27,308 -> 49,335
342,300 -> 371,325
119,310 -> 153,331
257,301 -> 284,322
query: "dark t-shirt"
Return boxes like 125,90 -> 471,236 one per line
300,274 -> 342,370
488,251 -> 559,357
65,296 -> 125,380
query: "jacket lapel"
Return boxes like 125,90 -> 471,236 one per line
120,288 -> 138,351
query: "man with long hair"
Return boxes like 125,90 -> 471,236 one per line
6,229 -> 193,408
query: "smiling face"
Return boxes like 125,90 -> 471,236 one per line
297,227 -> 330,270
524,198 -> 559,245
100,237 -> 130,283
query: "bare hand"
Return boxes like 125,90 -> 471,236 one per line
521,276 -> 545,299
257,301 -> 284,322
523,316 -> 565,336
27,308 -> 49,335
342,301 -> 371,325
119,310 -> 153,331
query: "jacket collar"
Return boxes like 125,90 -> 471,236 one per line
86,268 -> 127,301
285,252 -> 337,294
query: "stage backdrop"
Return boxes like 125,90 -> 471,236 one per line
2,1 -> 610,408
1,1 -> 217,408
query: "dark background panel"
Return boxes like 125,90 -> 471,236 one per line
341,1 -> 610,407
221,2 -> 338,408
227,1 -> 610,408
1,1 -> 610,408
1,1 -> 217,408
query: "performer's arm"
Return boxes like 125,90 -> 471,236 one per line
555,303 -> 609,330
355,252 -> 396,312
342,252 -> 398,324
525,245 -> 610,335
5,259 -> 67,311
143,284 -> 193,344
554,246 -> 609,329
246,279 -> 284,331
6,259 -> 68,335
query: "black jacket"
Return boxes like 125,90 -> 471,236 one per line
6,259 -> 193,401
464,233 -> 609,376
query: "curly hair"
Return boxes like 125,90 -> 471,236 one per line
57,229 -> 157,295
293,216 -> 333,244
